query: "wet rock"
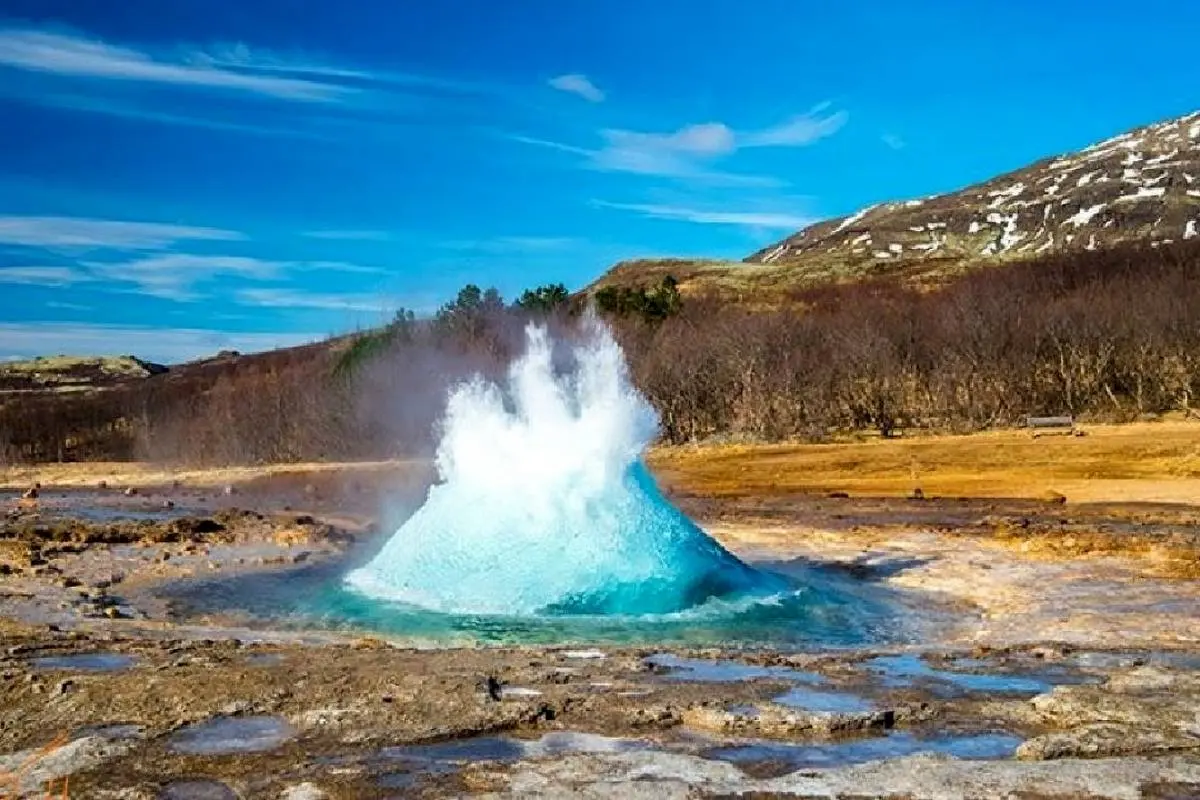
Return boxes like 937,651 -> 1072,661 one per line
159,779 -> 238,799
1017,723 -> 1200,760
0,735 -> 133,795
498,749 -> 1200,798
682,703 -> 896,739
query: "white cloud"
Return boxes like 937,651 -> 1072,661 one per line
302,229 -> 394,241
0,29 -> 351,102
548,73 -> 605,103
594,200 -> 814,230
743,105 -> 849,147
440,235 -> 577,253
514,103 -> 845,185
881,133 -> 906,150
236,287 -> 393,312
0,215 -> 242,251
0,266 -> 92,286
89,253 -> 284,300
185,42 -> 372,81
507,135 -> 594,157
0,321 -> 322,364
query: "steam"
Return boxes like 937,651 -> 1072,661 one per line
345,319 -> 780,616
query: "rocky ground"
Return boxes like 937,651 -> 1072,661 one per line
1,465 -> 1199,798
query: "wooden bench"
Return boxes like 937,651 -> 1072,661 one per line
1026,415 -> 1079,438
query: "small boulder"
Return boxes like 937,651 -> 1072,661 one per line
1041,490 -> 1068,505
123,487 -> 139,497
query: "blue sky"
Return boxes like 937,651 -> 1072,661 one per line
1,0 -> 1197,362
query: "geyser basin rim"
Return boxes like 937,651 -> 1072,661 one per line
342,575 -> 806,621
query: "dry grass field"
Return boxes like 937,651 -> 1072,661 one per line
646,420 -> 1200,506
5,419 -> 1200,508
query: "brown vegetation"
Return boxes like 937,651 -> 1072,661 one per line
620,240 -> 1200,442
2,240 -> 1199,465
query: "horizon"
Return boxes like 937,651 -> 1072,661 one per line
1,0 -> 1198,363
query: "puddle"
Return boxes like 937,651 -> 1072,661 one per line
68,506 -> 198,523
31,652 -> 137,672
704,731 -> 1022,776
646,653 -> 825,684
168,715 -> 295,755
523,732 -> 648,757
390,732 -> 647,762
75,723 -> 144,740
158,781 -> 238,800
381,737 -> 525,764
773,686 -> 874,714
867,654 -> 1052,695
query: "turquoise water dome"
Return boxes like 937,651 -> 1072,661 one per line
345,320 -> 787,617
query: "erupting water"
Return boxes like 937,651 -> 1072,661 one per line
345,320 -> 785,617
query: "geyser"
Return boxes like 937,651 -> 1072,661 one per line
346,319 -> 785,617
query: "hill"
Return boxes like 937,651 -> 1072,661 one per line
591,109 -> 1200,299
0,355 -> 167,394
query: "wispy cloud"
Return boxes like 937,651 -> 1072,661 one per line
184,42 -> 372,81
0,265 -> 93,286
507,135 -> 594,158
594,200 -> 815,230
31,91 -> 334,139
89,253 -> 283,301
511,103 -> 846,186
743,105 -> 849,147
302,229 -> 394,242
0,215 -> 243,252
0,321 -> 322,363
513,131 -> 779,187
881,132 -> 905,150
0,29 -> 352,103
548,73 -> 605,103
236,287 -> 392,312
440,235 -> 577,254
